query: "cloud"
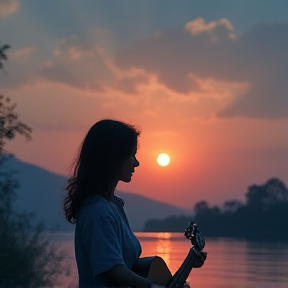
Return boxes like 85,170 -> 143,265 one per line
219,23 -> 288,119
0,0 -> 19,18
2,20 -> 287,120
1,35 -> 152,96
37,36 -> 113,91
10,46 -> 36,60
0,46 -> 37,88
0,36 -> 113,92
114,73 -> 149,94
114,19 -> 288,119
185,17 -> 236,41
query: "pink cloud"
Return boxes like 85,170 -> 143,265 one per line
10,46 -> 36,60
1,36 -> 112,92
1,36 -> 150,96
185,17 -> 236,41
0,0 -> 19,18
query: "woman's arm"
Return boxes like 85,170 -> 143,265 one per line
131,256 -> 156,277
99,264 -> 153,287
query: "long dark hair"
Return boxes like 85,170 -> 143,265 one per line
64,119 -> 140,223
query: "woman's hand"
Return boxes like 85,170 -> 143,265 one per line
183,281 -> 191,288
193,251 -> 207,268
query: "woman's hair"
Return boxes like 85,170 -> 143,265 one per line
63,119 -> 140,223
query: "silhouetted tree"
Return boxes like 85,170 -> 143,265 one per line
0,45 -> 31,155
194,200 -> 209,214
0,95 -> 32,155
245,184 -> 265,206
0,43 -> 10,69
0,43 -> 69,288
0,162 -> 70,288
193,201 -> 221,236
143,179 -> 288,240
223,199 -> 243,213
246,178 -> 288,209
262,178 -> 288,204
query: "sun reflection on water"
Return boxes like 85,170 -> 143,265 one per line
51,232 -> 288,288
156,232 -> 172,268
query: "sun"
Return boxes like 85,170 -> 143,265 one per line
157,153 -> 170,167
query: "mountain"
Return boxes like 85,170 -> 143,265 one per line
2,156 -> 189,231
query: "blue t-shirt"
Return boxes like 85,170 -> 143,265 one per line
74,194 -> 142,288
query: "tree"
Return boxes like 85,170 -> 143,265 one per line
263,178 -> 288,204
0,44 -> 31,156
0,43 -> 10,69
245,178 -> 288,208
223,199 -> 243,213
0,44 -> 69,288
194,200 -> 209,215
0,95 -> 32,155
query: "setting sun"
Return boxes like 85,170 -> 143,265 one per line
157,153 -> 171,167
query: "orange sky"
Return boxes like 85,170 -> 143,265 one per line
1,1 -> 288,209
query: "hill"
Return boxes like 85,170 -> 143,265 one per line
3,156 -> 189,231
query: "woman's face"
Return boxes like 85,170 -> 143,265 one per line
118,150 -> 140,183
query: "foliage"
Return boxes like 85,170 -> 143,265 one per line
0,43 -> 10,69
0,43 -> 70,287
143,178 -> 288,240
246,178 -> 288,207
0,95 -> 32,154
0,43 -> 32,154
0,166 -> 70,288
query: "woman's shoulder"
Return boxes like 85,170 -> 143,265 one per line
79,195 -> 117,218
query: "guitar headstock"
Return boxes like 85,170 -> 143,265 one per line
184,221 -> 205,251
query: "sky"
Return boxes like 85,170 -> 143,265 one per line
1,0 -> 288,209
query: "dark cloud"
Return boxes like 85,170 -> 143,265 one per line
38,63 -> 103,92
220,23 -> 288,118
114,21 -> 288,119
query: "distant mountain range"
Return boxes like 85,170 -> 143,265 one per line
3,156 -> 190,231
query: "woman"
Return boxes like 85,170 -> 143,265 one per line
64,119 -> 205,288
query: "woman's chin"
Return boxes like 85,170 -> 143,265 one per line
120,176 -> 132,183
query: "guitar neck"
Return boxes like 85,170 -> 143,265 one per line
166,247 -> 198,288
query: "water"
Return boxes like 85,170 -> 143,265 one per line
52,232 -> 288,288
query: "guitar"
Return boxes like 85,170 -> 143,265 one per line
139,222 -> 206,288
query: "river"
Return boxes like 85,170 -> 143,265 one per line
50,232 -> 288,288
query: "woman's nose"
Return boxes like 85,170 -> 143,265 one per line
134,158 -> 140,167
